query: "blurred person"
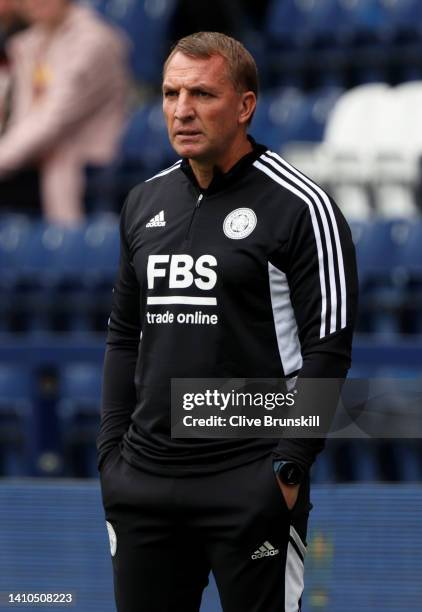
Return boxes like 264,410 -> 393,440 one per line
97,32 -> 358,612
0,0 -> 26,130
0,0 -> 129,224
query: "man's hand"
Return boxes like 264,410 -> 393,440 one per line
276,479 -> 300,511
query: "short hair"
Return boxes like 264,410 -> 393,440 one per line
163,31 -> 259,99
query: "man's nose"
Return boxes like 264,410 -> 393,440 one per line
174,92 -> 194,121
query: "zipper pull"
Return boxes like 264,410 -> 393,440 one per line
196,194 -> 203,207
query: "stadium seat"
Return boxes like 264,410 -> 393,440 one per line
266,0 -> 343,48
89,0 -> 177,85
0,214 -> 32,290
252,87 -> 327,153
388,441 -> 422,482
371,82 -> 422,218
280,86 -> 344,184
346,440 -> 381,481
0,364 -> 32,476
264,0 -> 349,86
114,101 -> 179,196
396,220 -> 422,333
54,215 -> 119,332
0,215 -> 33,331
353,218 -> 413,334
10,222 -> 87,332
399,220 -> 422,279
120,101 -> 177,172
0,214 -> 120,333
379,0 -> 422,37
77,214 -> 119,284
320,83 -> 392,219
57,363 -> 103,477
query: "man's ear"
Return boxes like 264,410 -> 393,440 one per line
238,91 -> 256,125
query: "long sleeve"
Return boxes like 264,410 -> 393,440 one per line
270,197 -> 359,472
97,196 -> 142,469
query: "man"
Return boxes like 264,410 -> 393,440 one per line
0,0 -> 128,223
98,32 -> 358,612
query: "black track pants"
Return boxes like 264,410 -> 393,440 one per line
100,447 -> 312,612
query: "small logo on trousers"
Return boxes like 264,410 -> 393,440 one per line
251,540 -> 279,560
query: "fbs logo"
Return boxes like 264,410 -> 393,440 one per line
146,210 -> 166,227
147,254 -> 217,290
251,541 -> 279,560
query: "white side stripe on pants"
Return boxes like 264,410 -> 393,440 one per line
285,525 -> 306,612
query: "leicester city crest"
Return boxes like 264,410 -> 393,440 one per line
223,208 -> 257,239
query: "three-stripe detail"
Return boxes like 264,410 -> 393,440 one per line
254,151 -> 347,338
145,160 -> 182,182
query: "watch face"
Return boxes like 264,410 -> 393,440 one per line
278,462 -> 302,485
285,464 -> 297,483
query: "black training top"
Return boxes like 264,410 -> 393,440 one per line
97,139 -> 358,476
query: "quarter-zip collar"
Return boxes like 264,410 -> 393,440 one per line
180,136 -> 267,195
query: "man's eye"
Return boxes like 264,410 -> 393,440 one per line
164,91 -> 177,98
196,91 -> 211,98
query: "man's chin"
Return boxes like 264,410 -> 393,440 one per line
172,143 -> 206,160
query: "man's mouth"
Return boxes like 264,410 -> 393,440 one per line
175,130 -> 201,137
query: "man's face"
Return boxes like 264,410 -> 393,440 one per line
163,52 -> 252,165
20,0 -> 68,25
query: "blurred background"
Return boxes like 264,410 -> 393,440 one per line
0,0 -> 422,610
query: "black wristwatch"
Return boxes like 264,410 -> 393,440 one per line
273,460 -> 304,486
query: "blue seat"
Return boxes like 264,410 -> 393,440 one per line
351,219 -> 412,334
119,101 -> 178,174
389,441 -> 422,482
313,439 -> 381,482
255,87 -> 342,146
6,214 -> 119,333
10,222 -> 87,332
51,215 -> 119,332
58,363 -> 103,477
91,0 -> 177,84
0,214 -> 32,289
265,0 -> 389,87
353,218 -> 411,284
265,0 -> 340,48
73,215 -> 119,285
380,0 -> 422,36
346,440 -> 381,481
0,364 -> 32,476
0,215 -> 34,331
394,220 -> 422,333
332,0 -> 386,40
295,86 -> 344,141
252,88 -> 310,152
398,220 -> 422,279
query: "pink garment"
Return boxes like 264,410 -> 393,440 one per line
0,4 -> 130,224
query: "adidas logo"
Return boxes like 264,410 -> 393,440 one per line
251,541 -> 279,560
146,210 -> 166,227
